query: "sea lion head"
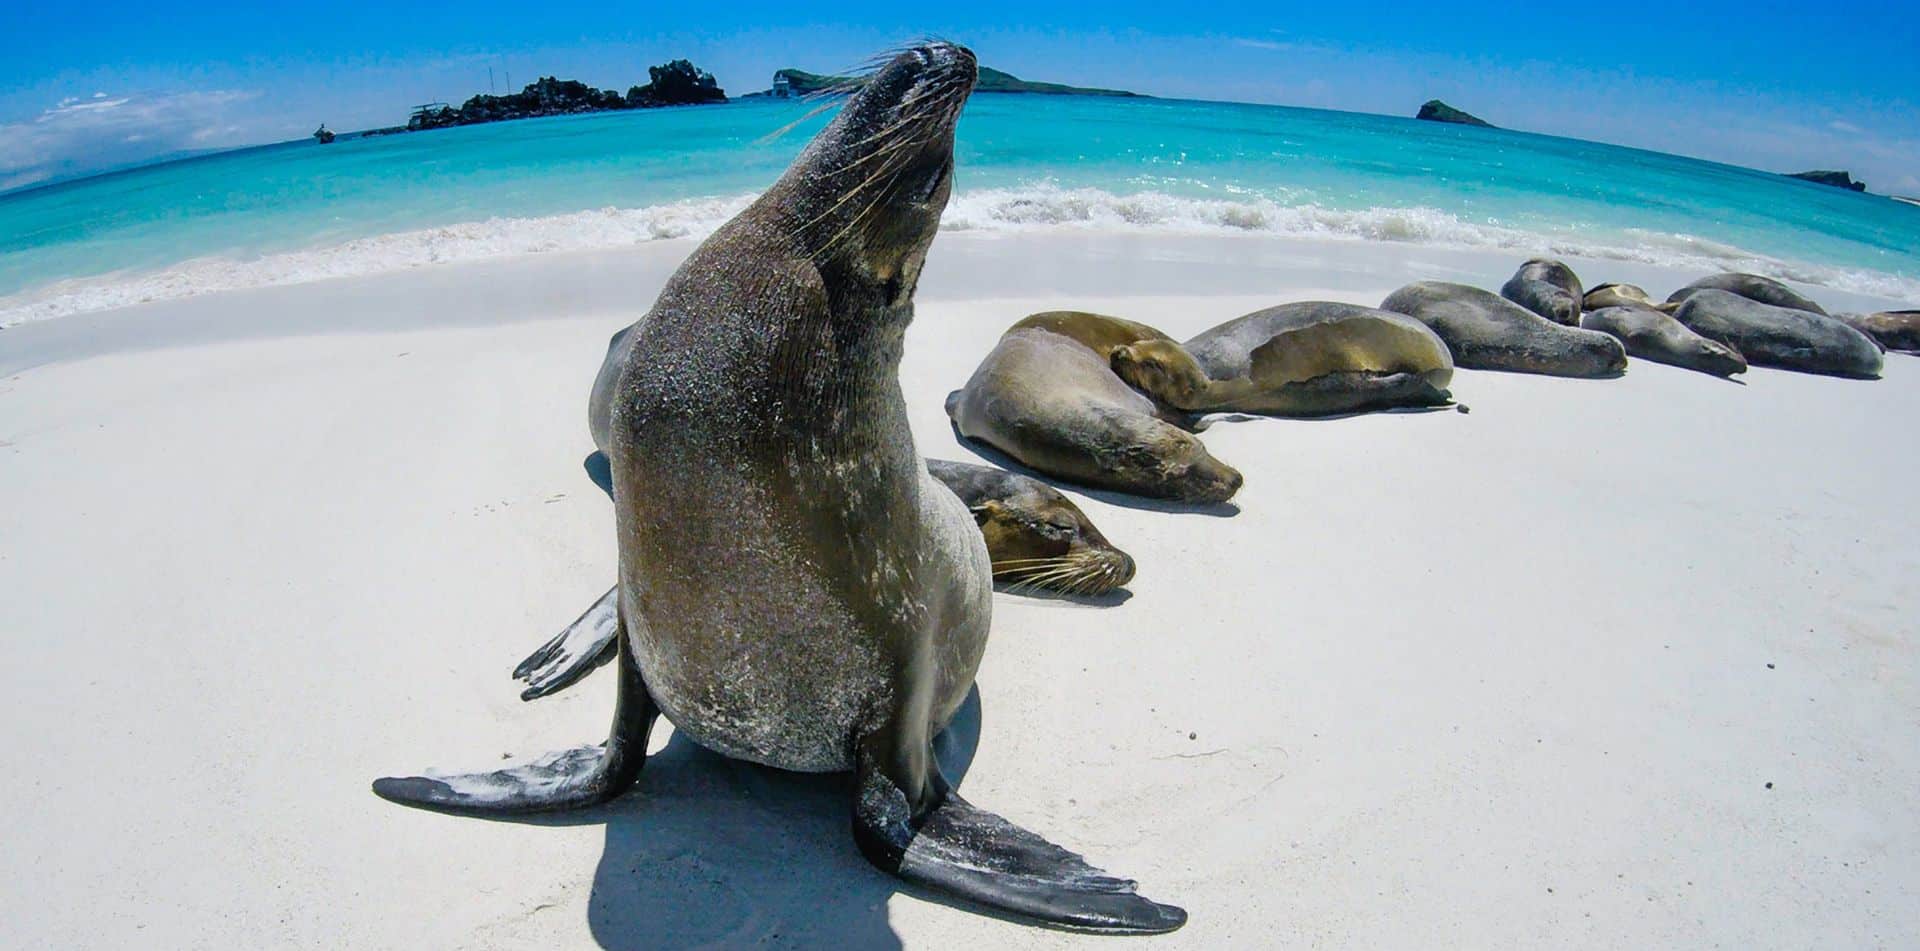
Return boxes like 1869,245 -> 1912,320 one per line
1133,430 -> 1243,504
1689,336 -> 1749,377
1111,339 -> 1211,410
971,490 -> 1136,596
769,42 -> 977,295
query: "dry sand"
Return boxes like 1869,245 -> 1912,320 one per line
1,234 -> 1916,948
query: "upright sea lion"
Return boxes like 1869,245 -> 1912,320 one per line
1580,306 -> 1747,378
1500,258 -> 1584,325
1666,273 -> 1830,315
1380,281 -> 1628,377
514,459 -> 1138,700
1671,289 -> 1882,379
948,328 -> 1243,503
1179,301 -> 1455,416
374,43 -> 1185,932
1835,311 -> 1920,354
1583,283 -> 1675,313
1008,311 -> 1211,411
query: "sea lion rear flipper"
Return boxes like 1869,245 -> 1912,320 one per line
512,585 -> 621,700
851,739 -> 1186,933
373,625 -> 657,815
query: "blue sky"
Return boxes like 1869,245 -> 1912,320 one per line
2,3 -> 1917,192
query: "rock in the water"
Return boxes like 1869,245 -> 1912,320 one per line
1671,290 -> 1882,378
1501,258 -> 1584,325
1835,311 -> 1920,354
1380,281 -> 1626,378
1786,170 -> 1866,192
1580,306 -> 1747,378
1666,273 -> 1829,316
1416,100 -> 1494,128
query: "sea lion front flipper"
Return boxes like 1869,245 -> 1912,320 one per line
512,585 -> 621,700
851,739 -> 1186,934
373,625 -> 656,815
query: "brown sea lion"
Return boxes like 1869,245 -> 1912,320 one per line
374,42 -> 1185,933
1835,310 -> 1920,354
1008,311 -> 1211,411
1500,258 -> 1585,325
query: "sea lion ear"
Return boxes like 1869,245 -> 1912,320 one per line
968,500 -> 1002,526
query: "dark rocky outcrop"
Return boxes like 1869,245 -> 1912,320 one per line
753,65 -> 1139,98
1786,170 -> 1867,192
407,61 -> 725,131
1416,100 -> 1493,128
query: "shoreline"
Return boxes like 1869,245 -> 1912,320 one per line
3,234 -> 1916,947
5,197 -> 1917,330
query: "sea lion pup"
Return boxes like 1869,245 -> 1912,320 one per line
1672,289 -> 1883,379
514,460 -> 1137,700
1666,273 -> 1830,315
1500,258 -> 1584,325
1005,311 -> 1211,411
1583,282 -> 1677,313
374,43 -> 1185,933
1836,311 -> 1920,354
947,327 -> 1244,503
1380,281 -> 1628,377
1178,301 -> 1455,416
1580,306 -> 1748,378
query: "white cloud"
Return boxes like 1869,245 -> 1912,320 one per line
0,89 -> 258,190
1829,119 -> 1863,134
1234,38 -> 1293,52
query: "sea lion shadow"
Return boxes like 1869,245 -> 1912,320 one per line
505,688 -> 983,949
946,430 -> 1240,518
1200,403 -> 1458,426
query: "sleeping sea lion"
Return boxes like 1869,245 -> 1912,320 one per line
1500,258 -> 1585,325
1007,311 -> 1211,412
1671,289 -> 1882,379
947,327 -> 1242,503
374,42 -> 1185,933
1835,311 -> 1920,354
1380,281 -> 1628,378
1580,306 -> 1747,378
1583,283 -> 1676,313
1666,273 -> 1830,315
1178,301 -> 1455,416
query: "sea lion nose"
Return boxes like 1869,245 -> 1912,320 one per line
1111,551 -> 1137,586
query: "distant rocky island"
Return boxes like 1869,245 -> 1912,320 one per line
1416,99 -> 1494,128
1785,169 -> 1867,192
749,65 -> 1140,99
405,60 -> 725,131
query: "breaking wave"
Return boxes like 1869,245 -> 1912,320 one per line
4,184 -> 1915,326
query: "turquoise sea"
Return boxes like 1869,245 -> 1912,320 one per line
3,93 -> 1918,323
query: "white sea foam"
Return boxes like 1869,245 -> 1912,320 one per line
3,185 -> 1915,326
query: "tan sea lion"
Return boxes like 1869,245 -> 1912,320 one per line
374,42 -> 1186,933
947,327 -> 1242,503
1178,301 -> 1455,416
1583,283 -> 1676,313
1008,311 -> 1211,411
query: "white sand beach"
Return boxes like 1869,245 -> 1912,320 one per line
2,233 -> 1917,948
